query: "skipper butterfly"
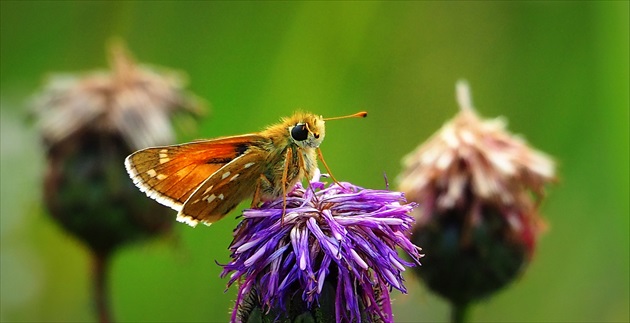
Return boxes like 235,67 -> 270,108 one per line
125,111 -> 367,227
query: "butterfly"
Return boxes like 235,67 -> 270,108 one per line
125,111 -> 367,227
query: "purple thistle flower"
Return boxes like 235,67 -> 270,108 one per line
221,170 -> 423,323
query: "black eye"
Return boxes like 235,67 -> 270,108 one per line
291,124 -> 309,141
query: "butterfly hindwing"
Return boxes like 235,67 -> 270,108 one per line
124,134 -> 266,213
176,150 -> 266,226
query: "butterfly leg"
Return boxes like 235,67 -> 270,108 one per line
297,150 -> 316,199
251,177 -> 263,208
252,174 -> 274,207
317,148 -> 342,187
280,147 -> 293,225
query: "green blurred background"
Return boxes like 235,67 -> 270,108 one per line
1,1 -> 628,322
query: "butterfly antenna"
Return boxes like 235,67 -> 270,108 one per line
323,111 -> 367,121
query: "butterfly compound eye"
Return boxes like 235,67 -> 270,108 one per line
291,124 -> 309,141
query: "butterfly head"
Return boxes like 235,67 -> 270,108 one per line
288,114 -> 325,149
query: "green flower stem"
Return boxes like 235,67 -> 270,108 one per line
451,302 -> 470,323
93,251 -> 113,323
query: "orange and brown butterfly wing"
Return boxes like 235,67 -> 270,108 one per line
177,149 -> 267,226
124,134 -> 267,221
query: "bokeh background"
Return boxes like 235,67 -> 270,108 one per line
1,1 -> 628,322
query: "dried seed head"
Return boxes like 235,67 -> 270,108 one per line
399,80 -> 555,229
398,81 -> 556,306
33,42 -> 205,151
33,43 -> 205,254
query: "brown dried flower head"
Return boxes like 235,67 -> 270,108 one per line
399,81 -> 555,239
33,43 -> 205,254
398,81 -> 557,307
33,42 -> 205,151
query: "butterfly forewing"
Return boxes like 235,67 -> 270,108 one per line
125,134 -> 265,213
177,150 -> 266,226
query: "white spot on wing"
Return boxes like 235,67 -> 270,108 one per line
206,194 -> 216,203
203,185 -> 214,194
222,171 -> 231,180
218,194 -> 224,200
230,174 -> 240,182
157,174 -> 167,180
244,162 -> 255,169
158,152 -> 170,164
124,154 -> 184,213
147,169 -> 157,177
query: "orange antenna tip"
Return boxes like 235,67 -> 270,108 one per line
324,111 -> 368,121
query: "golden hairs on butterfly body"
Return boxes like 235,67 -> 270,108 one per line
255,112 -> 326,197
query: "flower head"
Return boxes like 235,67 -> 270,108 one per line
222,170 -> 422,323
33,42 -> 205,254
33,42 -> 205,151
398,81 -> 556,308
